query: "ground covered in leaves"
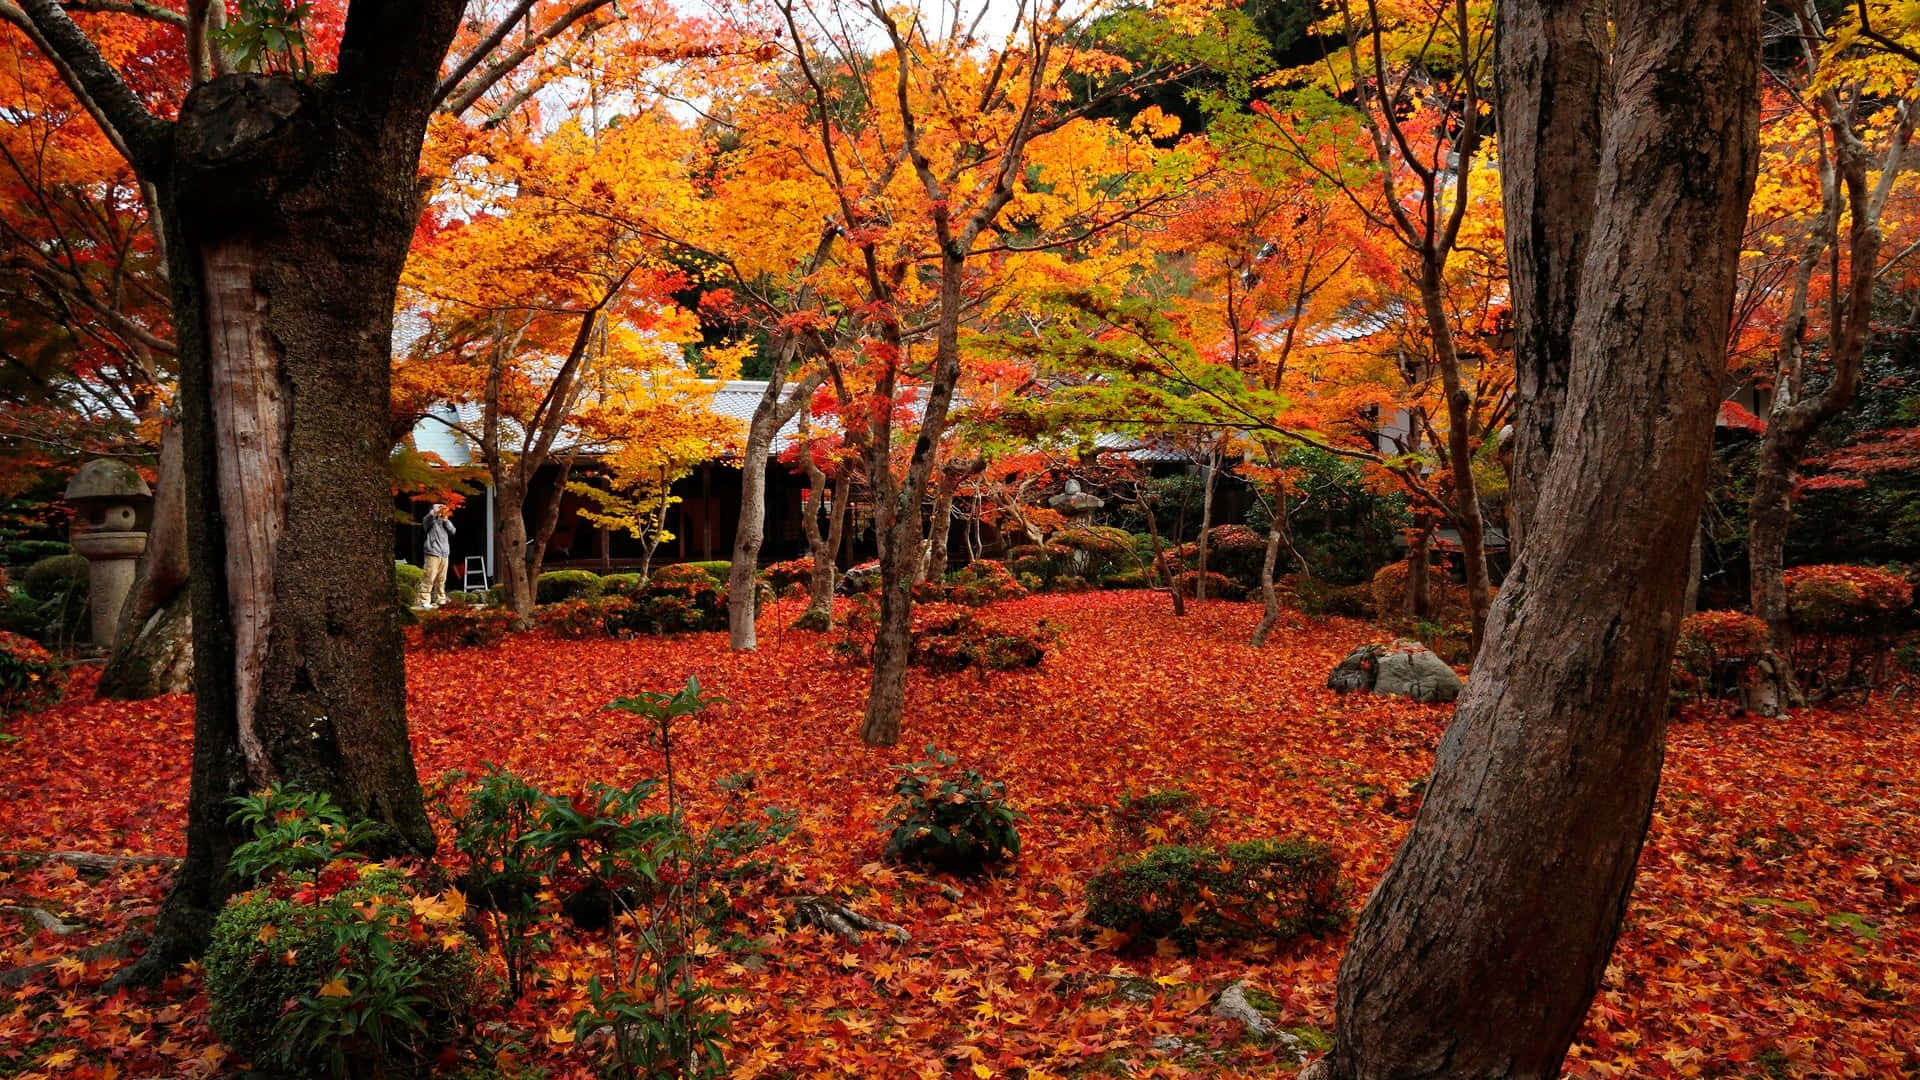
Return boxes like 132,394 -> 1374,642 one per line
2,592 -> 1916,1078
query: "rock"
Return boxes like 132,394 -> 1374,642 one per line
1212,981 -> 1308,1060
1326,644 -> 1383,694
1370,639 -> 1463,703
1212,981 -> 1274,1037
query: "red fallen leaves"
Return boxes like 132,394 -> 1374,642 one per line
2,592 -> 1918,1077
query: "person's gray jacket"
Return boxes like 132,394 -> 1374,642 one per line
424,513 -> 455,559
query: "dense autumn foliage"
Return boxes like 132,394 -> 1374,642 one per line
3,593 -> 1915,1077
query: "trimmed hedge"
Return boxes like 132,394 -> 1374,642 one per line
1084,838 -> 1347,947
534,569 -> 603,604
21,553 -> 87,603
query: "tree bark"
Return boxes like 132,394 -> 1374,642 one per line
1193,442 -> 1219,602
1309,4 -> 1759,1077
727,362 -> 821,650
99,417 -> 191,697
1497,0 -> 1609,560
494,475 -> 535,618
1418,268 -> 1494,654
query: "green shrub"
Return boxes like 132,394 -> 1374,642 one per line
416,607 -> 514,648
1103,567 -> 1150,590
598,572 -> 646,596
1107,789 -> 1214,851
5,539 -> 72,569
205,867 -> 482,1077
654,561 -> 731,587
1053,525 -> 1138,581
942,559 -> 1027,606
0,630 -> 64,720
881,747 -> 1024,874
21,553 -> 87,602
394,562 -> 425,609
1084,838 -> 1348,947
535,569 -> 603,604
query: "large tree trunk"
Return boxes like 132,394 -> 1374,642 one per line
1307,5 -> 1759,1077
99,418 -> 192,698
118,62 -> 455,982
1497,0 -> 1608,560
923,472 -> 960,584
727,453 -> 772,649
861,521 -> 919,747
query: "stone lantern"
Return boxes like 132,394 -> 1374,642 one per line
64,459 -> 152,648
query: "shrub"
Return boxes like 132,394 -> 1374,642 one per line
1053,525 -> 1138,581
21,553 -> 87,602
1107,789 -> 1213,852
908,607 -> 1058,673
1084,838 -> 1348,947
416,607 -> 514,648
1104,567 -> 1150,590
0,630 -> 64,719
1173,570 -> 1243,601
655,561 -> 730,587
598,572 -> 646,596
535,569 -> 603,604
1784,564 -> 1914,634
1784,564 -> 1916,692
1672,610 -> 1771,703
881,746 -> 1024,874
5,539 -> 71,568
603,581 -> 727,636
942,558 -> 1027,607
1008,543 -> 1075,588
393,562 -> 424,608
1201,524 -> 1269,588
764,557 -> 816,592
1370,560 -> 1464,620
1295,577 -> 1373,617
537,597 -> 617,639
206,866 -> 482,1077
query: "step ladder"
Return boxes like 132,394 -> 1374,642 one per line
461,555 -> 490,595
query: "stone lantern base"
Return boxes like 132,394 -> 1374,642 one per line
71,530 -> 147,647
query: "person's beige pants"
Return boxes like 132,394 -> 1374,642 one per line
417,554 -> 449,607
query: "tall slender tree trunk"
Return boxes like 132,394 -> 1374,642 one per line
1406,514 -> 1434,620
1194,443 -> 1220,602
494,476 -> 535,619
1136,486 -> 1184,617
728,364 -> 820,649
800,465 -> 848,626
1251,464 -> 1304,648
1305,5 -> 1759,1077
923,472 -> 961,584
1419,269 -> 1494,654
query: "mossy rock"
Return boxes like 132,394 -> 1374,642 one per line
1085,838 -> 1348,947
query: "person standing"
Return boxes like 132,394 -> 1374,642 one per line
416,502 -> 455,608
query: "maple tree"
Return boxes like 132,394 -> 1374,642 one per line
1734,0 -> 1920,712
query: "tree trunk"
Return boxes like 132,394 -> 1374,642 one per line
1250,513 -> 1285,647
99,417 -> 191,698
1166,479 -> 1189,617
1194,444 -> 1219,602
494,475 -> 535,619
924,473 -> 960,584
117,62 -> 455,982
1497,0 -> 1608,560
522,457 -> 570,598
1684,521 -> 1704,616
1307,5 -> 1759,1077
801,455 -> 848,627
1419,268 -> 1494,654
727,452 -> 770,649
1406,517 -> 1433,620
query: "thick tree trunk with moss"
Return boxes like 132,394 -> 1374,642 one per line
1304,5 -> 1759,1076
55,11 -> 464,977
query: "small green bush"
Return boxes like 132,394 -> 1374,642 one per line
394,562 -> 425,609
535,569 -> 604,604
206,867 -> 482,1077
881,746 -> 1024,874
598,572 -> 646,596
0,630 -> 64,719
4,539 -> 71,570
654,561 -> 732,587
21,553 -> 87,603
942,559 -> 1027,606
1107,789 -> 1214,851
1085,838 -> 1348,947
602,581 -> 728,636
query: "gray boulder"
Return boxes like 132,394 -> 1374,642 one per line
1326,644 -> 1383,694
1371,640 -> 1463,703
